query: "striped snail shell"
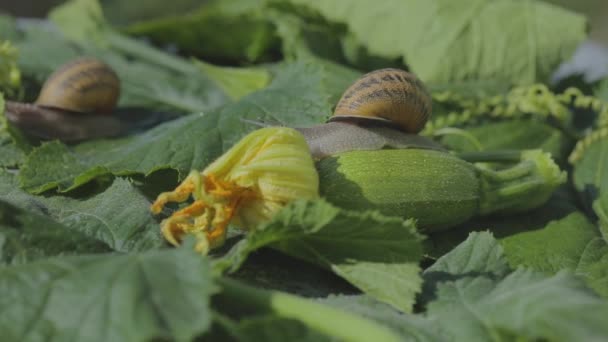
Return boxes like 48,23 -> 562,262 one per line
329,68 -> 432,133
35,57 -> 120,114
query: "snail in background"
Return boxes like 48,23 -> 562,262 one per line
294,68 -> 441,158
4,57 -> 126,142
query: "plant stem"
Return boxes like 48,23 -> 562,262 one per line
215,277 -> 401,342
477,150 -> 566,215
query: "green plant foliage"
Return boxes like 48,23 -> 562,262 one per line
571,126 -> 608,243
423,232 -> 608,341
0,245 -> 215,342
194,60 -> 271,100
0,171 -> 162,252
0,199 -> 111,264
213,277 -> 403,342
215,200 -> 424,313
0,0 -> 606,339
287,0 -> 587,84
17,61 -> 354,193
0,96 -> 25,167
126,0 -> 280,64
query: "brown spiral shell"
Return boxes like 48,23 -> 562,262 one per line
35,57 -> 120,114
330,68 -> 432,133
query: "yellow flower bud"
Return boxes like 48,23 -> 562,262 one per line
151,127 -> 319,253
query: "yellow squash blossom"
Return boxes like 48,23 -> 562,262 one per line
151,127 -> 319,253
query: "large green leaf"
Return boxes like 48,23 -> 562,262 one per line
289,0 -> 587,84
0,245 -> 215,342
0,200 -> 111,264
424,232 -> 608,341
18,61 -> 349,193
0,171 -> 162,252
500,212 -> 597,271
215,200 -> 424,313
125,0 -> 279,63
425,189 -> 608,297
500,211 -> 608,297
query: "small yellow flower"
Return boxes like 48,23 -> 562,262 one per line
151,127 -> 319,253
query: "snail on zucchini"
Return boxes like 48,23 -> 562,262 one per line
294,68 -> 442,159
4,57 -> 126,142
299,69 -> 565,232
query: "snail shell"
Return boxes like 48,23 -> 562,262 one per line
329,68 -> 432,133
35,57 -> 120,114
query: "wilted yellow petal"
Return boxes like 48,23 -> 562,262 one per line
151,127 -> 319,253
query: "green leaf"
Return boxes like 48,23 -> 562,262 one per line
288,0 -> 587,84
575,237 -> 608,298
572,134 -> 608,196
193,60 -> 271,100
101,0 -> 203,27
421,232 -> 510,304
571,131 -> 608,239
0,246 -> 215,342
18,61 -> 342,193
267,2 -> 347,64
0,171 -> 162,252
0,135 -> 24,168
500,212 -> 598,272
0,96 -> 25,168
216,200 -> 424,313
0,200 -> 111,264
424,232 -> 608,341
499,211 -> 608,297
125,0 -> 278,63
425,185 -> 580,259
593,190 -> 608,238
572,132 -> 608,232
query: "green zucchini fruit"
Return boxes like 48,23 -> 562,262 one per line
317,149 -> 565,232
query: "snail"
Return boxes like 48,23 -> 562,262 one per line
330,68 -> 432,132
291,68 -> 441,158
4,57 -> 127,142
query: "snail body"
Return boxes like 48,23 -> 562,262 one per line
4,57 -> 125,142
295,121 -> 442,159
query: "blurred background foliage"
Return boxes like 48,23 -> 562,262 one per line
2,0 -> 607,45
